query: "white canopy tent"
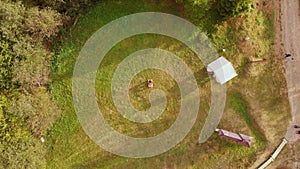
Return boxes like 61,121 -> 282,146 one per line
207,57 -> 237,84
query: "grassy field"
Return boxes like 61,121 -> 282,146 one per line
47,0 -> 290,168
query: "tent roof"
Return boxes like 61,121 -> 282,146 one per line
207,57 -> 237,84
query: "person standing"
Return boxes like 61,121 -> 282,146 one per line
284,53 -> 294,62
285,53 -> 292,58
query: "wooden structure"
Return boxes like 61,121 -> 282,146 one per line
216,129 -> 253,147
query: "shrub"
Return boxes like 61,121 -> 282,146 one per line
0,94 -> 46,169
0,40 -> 14,91
9,87 -> 59,137
175,0 -> 223,35
0,1 -> 25,42
217,0 -> 253,18
25,7 -> 63,41
0,133 -> 47,168
0,1 -> 61,168
22,0 -> 99,17
12,37 -> 51,89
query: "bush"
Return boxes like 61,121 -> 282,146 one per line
0,1 -> 61,168
0,2 -> 59,90
22,0 -> 99,17
25,7 -> 63,41
217,0 -> 253,18
0,40 -> 14,91
12,37 -> 51,89
175,0 -> 223,35
0,133 -> 47,168
0,94 -> 46,169
0,104 -> 29,146
9,87 -> 59,137
0,1 -> 25,42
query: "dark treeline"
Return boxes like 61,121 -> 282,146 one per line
0,0 -> 99,168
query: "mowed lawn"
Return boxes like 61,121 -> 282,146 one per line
48,0 -> 290,168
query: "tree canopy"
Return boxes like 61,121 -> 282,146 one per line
217,0 -> 253,18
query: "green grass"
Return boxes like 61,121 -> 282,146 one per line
47,0 -> 290,168
94,33 -> 209,138
229,92 -> 267,145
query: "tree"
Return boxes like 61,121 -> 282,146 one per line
12,36 -> 51,89
0,40 -> 14,91
217,0 -> 253,18
0,94 -> 46,168
22,0 -> 99,17
9,87 -> 59,137
0,1 -> 25,42
25,7 -> 63,41
0,1 -> 61,168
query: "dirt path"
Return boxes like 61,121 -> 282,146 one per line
282,0 -> 300,144
281,0 -> 300,168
